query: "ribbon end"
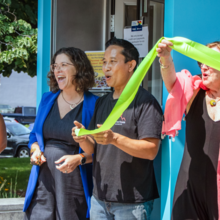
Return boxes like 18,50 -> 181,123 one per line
75,128 -> 80,136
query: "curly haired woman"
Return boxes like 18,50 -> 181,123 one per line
23,47 -> 98,220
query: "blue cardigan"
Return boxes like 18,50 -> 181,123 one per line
23,90 -> 98,218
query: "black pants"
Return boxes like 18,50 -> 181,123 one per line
24,145 -> 88,220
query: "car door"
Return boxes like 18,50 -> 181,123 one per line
0,129 -> 15,156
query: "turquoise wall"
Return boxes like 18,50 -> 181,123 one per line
161,0 -> 220,219
36,0 -> 51,108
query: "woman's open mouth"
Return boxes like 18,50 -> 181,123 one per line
57,75 -> 66,83
203,73 -> 209,77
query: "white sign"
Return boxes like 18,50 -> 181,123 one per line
124,26 -> 148,58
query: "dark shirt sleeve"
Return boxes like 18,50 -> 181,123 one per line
136,98 -> 163,140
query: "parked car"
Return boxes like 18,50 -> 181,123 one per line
3,116 -> 17,123
0,121 -> 30,158
28,123 -> 35,131
0,104 -> 14,113
2,106 -> 36,125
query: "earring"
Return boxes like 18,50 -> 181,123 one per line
76,87 -> 80,92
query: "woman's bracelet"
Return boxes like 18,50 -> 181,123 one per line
159,58 -> 173,69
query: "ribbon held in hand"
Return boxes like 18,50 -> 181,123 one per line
75,36 -> 220,136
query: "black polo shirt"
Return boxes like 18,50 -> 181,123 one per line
88,87 -> 163,203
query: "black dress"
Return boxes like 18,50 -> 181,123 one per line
24,99 -> 88,220
172,89 -> 220,220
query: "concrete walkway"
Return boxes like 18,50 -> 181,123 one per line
0,198 -> 24,220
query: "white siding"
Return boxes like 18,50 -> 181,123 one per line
0,71 -> 37,108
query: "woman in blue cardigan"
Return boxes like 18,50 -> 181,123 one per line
23,47 -> 98,220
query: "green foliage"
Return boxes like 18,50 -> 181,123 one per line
0,157 -> 32,197
0,171 -> 20,198
0,0 -> 38,77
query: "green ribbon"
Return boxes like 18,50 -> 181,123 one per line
75,36 -> 220,136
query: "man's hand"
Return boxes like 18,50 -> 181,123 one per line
92,124 -> 116,145
72,121 -> 87,143
55,155 -> 81,174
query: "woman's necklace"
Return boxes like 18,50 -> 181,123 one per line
62,92 -> 83,110
207,91 -> 220,107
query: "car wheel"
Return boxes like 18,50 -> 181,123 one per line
17,147 -> 30,158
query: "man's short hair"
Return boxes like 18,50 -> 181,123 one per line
105,37 -> 139,71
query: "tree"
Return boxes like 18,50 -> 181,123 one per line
0,0 -> 38,77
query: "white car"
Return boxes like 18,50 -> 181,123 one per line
0,104 -> 14,113
3,117 -> 17,123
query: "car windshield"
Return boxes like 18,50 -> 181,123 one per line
24,107 -> 36,115
6,123 -> 30,136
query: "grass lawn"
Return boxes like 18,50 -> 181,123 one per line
0,157 -> 32,197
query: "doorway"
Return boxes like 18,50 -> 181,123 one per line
113,0 -> 164,105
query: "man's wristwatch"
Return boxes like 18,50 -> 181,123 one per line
79,153 -> 86,165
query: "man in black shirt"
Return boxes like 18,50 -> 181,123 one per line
72,38 -> 163,220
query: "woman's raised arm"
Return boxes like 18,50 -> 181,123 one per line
156,39 -> 176,93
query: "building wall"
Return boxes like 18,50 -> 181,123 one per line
36,0 -> 220,219
0,72 -> 37,108
161,0 -> 220,219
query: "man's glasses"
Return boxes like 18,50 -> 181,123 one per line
50,62 -> 74,72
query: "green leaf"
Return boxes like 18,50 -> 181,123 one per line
5,0 -> 12,5
0,0 -> 37,77
8,26 -> 14,33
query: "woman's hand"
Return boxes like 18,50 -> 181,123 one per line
156,39 -> 173,58
55,155 -> 81,174
30,142 -> 46,165
72,121 -> 87,143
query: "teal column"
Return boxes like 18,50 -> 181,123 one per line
36,0 -> 52,108
161,0 -> 220,219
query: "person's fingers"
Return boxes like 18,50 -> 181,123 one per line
73,136 -> 86,140
71,133 -> 87,142
72,129 -> 81,136
72,130 -> 77,137
157,42 -> 168,48
74,121 -> 84,129
161,39 -> 173,46
97,124 -> 102,128
32,152 -> 39,162
156,48 -> 162,53
93,136 -> 105,142
56,162 -> 66,170
72,126 -> 77,132
55,156 -> 66,164
78,136 -> 87,141
41,154 -> 46,162
157,53 -> 161,57
158,42 -> 173,53
56,163 -> 69,173
92,129 -> 106,137
93,133 -> 105,138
